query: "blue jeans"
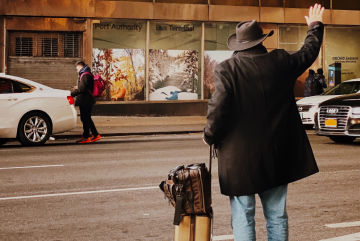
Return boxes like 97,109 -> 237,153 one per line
230,184 -> 288,241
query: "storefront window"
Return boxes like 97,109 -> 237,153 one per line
279,26 -> 308,53
93,20 -> 146,101
279,25 -> 322,97
149,22 -> 202,101
204,23 -> 237,99
325,27 -> 360,86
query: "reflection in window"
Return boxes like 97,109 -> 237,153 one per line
204,23 -> 237,99
324,82 -> 360,95
93,20 -> 146,101
16,81 -> 32,93
0,79 -> 13,94
149,22 -> 202,101
325,27 -> 360,83
0,79 -> 32,94
279,26 -> 308,53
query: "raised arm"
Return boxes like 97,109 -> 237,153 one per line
289,4 -> 325,79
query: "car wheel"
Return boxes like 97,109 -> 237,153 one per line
0,139 -> 8,147
18,112 -> 51,146
329,136 -> 357,144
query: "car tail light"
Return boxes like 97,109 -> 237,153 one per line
67,96 -> 74,105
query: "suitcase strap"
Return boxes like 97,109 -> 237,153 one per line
173,195 -> 183,225
190,215 -> 196,241
209,145 -> 213,182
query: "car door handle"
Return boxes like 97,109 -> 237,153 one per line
6,97 -> 12,101
13,98 -> 18,101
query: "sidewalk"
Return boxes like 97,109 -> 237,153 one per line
53,116 -> 207,139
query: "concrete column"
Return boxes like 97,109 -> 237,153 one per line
83,18 -> 93,68
0,17 -> 5,73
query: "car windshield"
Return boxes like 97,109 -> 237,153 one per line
324,82 -> 360,95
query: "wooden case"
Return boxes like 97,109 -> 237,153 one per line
174,215 -> 212,241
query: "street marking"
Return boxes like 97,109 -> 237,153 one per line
213,235 -> 234,240
322,170 -> 360,174
0,165 -> 65,170
0,186 -> 159,201
212,232 -> 360,241
325,221 -> 360,228
319,232 -> 360,241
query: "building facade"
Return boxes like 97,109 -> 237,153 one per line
1,0 -> 360,115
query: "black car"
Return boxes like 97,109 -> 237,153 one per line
315,93 -> 360,143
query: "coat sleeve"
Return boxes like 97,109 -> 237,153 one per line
71,74 -> 89,97
288,21 -> 324,79
204,64 -> 233,145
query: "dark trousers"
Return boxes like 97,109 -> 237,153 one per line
79,105 -> 98,138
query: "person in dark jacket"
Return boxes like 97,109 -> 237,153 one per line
314,68 -> 327,94
304,69 -> 315,97
71,61 -> 101,144
203,4 -> 324,241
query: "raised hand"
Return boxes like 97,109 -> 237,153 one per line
305,4 -> 325,26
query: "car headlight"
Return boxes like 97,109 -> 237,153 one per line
309,105 -> 319,112
352,107 -> 360,114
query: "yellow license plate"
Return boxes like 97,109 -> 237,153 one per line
325,118 -> 337,127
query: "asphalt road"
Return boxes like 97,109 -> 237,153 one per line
0,133 -> 359,241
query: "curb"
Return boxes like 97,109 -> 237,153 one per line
52,130 -> 203,139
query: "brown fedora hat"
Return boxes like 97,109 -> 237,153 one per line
227,20 -> 274,51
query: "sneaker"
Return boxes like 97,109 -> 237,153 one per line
76,137 -> 91,144
76,137 -> 85,143
91,134 -> 101,143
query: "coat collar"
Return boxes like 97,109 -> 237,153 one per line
233,44 -> 268,57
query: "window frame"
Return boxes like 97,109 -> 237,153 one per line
8,31 -> 83,58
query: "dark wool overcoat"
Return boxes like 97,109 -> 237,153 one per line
204,22 -> 324,196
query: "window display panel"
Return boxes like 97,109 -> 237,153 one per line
149,22 -> 202,101
93,20 -> 146,101
325,27 -> 360,85
204,23 -> 237,99
279,25 -> 322,97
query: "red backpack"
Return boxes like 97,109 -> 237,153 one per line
81,72 -> 106,98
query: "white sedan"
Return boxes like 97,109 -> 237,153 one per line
297,78 -> 360,126
0,73 -> 77,146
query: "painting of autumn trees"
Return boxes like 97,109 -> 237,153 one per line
92,48 -> 145,101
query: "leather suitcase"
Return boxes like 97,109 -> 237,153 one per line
174,214 -> 212,241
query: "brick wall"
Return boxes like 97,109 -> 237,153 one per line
7,57 -> 82,90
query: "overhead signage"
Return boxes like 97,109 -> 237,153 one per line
155,24 -> 195,32
94,23 -> 143,32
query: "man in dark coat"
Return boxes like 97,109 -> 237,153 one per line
203,4 -> 324,241
71,61 -> 101,144
304,69 -> 315,97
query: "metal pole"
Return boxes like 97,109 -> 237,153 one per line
145,20 -> 150,101
201,22 -> 205,100
3,18 -> 6,73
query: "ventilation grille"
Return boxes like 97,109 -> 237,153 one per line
9,31 -> 83,58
